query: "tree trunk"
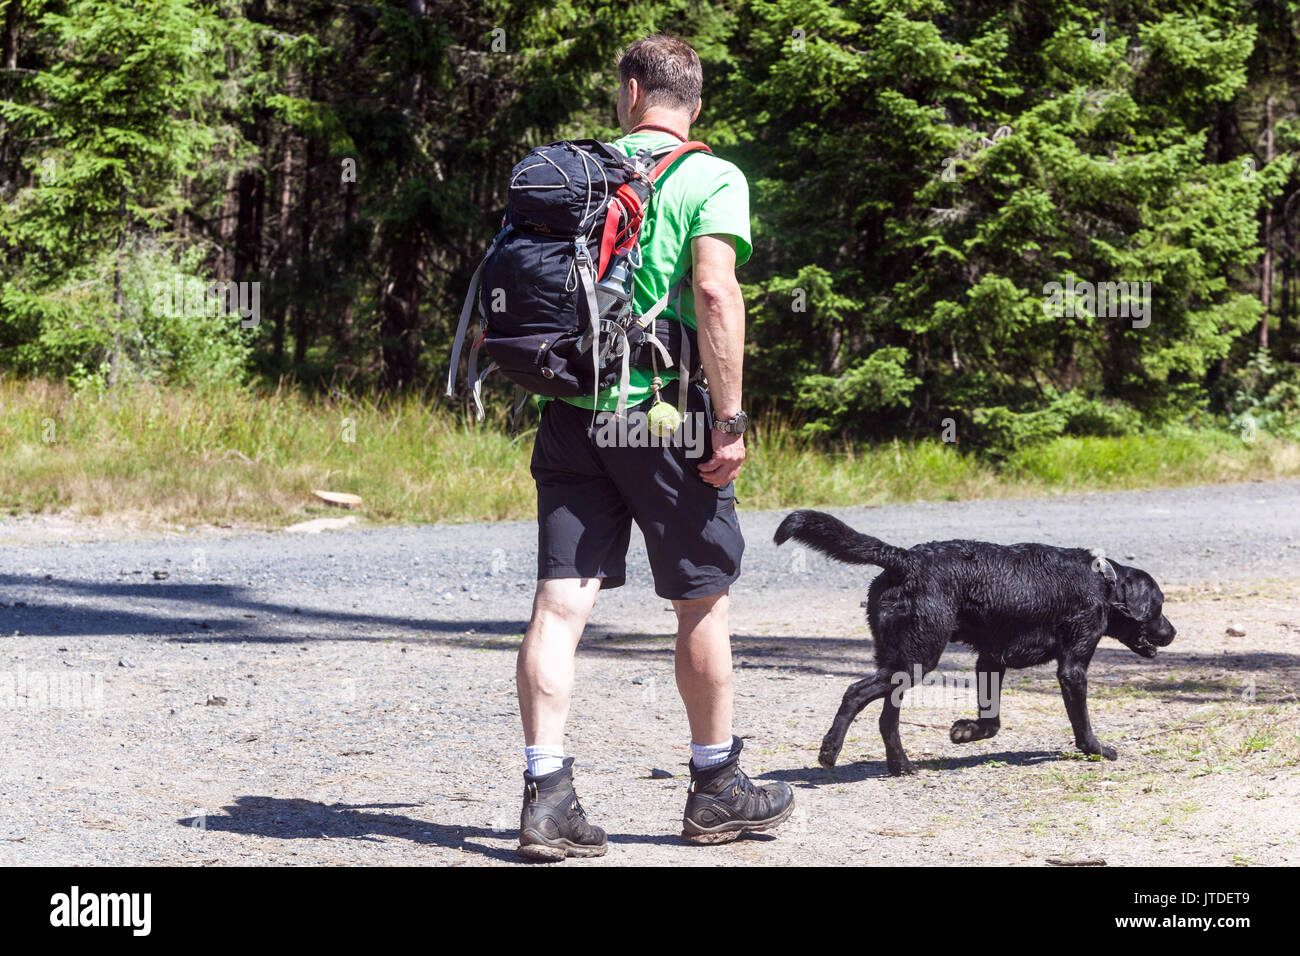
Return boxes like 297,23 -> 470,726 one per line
234,165 -> 264,280
0,0 -> 22,161
1259,93 -> 1275,351
215,170 -> 237,280
379,232 -> 423,389
109,184 -> 126,386
272,130 -> 293,366
1,0 -> 19,70
292,126 -> 316,367
337,176 -> 358,355
1282,190 -> 1297,348
377,0 -> 428,389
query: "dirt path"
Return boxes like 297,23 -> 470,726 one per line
1,481 -> 1297,865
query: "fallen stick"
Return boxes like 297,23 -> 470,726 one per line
1046,857 -> 1107,867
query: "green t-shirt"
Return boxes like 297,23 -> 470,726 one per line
558,130 -> 752,411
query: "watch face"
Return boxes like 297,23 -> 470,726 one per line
717,412 -> 747,433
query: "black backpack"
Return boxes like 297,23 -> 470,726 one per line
446,137 -> 710,423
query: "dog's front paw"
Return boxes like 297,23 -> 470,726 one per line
887,758 -> 917,776
949,718 -> 998,744
817,736 -> 841,769
1078,739 -> 1118,761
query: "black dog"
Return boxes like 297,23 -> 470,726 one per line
774,510 -> 1177,775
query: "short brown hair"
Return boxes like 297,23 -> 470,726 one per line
617,34 -> 702,112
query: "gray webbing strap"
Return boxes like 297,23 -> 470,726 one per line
446,257 -> 485,398
447,225 -> 510,405
574,240 -> 601,431
634,274 -> 685,330
633,273 -> 690,415
470,358 -> 495,424
642,324 -> 672,367
509,385 -> 530,436
614,329 -> 633,418
675,281 -> 690,419
467,341 -> 491,422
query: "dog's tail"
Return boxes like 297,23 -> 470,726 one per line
773,510 -> 910,572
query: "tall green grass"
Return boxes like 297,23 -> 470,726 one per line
1,377 -> 1296,528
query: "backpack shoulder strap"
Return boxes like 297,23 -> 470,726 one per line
649,141 -> 710,181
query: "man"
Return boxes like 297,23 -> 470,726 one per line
514,34 -> 793,862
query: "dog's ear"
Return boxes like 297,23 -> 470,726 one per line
1114,567 -> 1162,622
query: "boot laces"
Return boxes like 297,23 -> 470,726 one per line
728,766 -> 766,813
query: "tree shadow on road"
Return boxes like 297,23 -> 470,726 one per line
8,575 -> 1299,688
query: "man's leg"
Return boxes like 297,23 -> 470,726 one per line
515,576 -> 607,862
519,395 -> 632,861
518,577 -> 602,746
591,382 -> 791,844
674,586 -> 794,844
673,589 -> 733,746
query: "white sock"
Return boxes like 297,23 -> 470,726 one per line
690,739 -> 732,769
525,744 -> 564,777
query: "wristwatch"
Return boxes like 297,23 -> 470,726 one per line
712,410 -> 749,434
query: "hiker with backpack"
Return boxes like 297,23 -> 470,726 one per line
448,34 -> 793,860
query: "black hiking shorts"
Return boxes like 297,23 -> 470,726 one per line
530,379 -> 744,600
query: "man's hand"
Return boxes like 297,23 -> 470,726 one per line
698,430 -> 745,487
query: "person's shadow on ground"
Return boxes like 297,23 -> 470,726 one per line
178,796 -> 726,861
178,796 -> 521,862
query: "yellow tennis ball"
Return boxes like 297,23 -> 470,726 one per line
647,400 -> 681,438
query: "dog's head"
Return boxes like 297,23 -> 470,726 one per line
1105,564 -> 1177,658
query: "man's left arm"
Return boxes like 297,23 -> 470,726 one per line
691,233 -> 746,488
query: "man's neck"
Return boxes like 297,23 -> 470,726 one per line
627,108 -> 692,140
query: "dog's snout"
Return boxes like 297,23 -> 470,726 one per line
1152,615 -> 1177,646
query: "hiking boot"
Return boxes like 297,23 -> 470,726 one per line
517,757 -> 607,862
681,736 -> 794,844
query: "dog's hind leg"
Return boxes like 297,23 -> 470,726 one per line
950,652 -> 1005,744
879,693 -> 916,776
818,669 -> 895,769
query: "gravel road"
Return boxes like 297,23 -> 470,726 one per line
2,480 -> 1298,866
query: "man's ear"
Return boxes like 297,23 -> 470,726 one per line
691,100 -> 701,124
1117,568 -> 1160,622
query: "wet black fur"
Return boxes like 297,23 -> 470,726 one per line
774,509 -> 1177,775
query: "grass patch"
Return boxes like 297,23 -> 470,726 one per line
2,376 -> 1299,529
1164,705 -> 1300,770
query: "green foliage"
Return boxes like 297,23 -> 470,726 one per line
720,0 -> 1297,439
795,347 -> 920,437
0,0 -> 240,384
0,239 -> 252,388
0,0 -> 1296,450
1227,351 -> 1300,441
969,391 -> 1143,459
1,0 -> 228,272
120,242 -> 255,388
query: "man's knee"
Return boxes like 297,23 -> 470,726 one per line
673,587 -> 729,630
531,577 -> 600,630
